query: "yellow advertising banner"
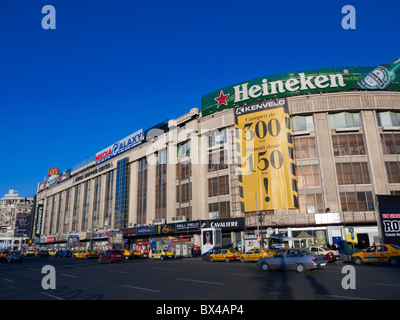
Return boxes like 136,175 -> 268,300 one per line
234,98 -> 298,212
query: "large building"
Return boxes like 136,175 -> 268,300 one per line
0,189 -> 34,249
33,58 -> 400,254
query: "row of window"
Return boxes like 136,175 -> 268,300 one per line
292,111 -> 400,132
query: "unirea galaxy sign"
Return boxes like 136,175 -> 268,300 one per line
95,128 -> 144,165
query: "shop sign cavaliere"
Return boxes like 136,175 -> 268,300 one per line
202,58 -> 400,117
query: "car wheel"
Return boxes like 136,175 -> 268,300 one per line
241,257 -> 246,263
389,257 -> 399,266
161,256 -> 164,261
225,257 -> 230,263
98,258 -> 102,263
210,257 -> 214,262
295,264 -> 306,273
261,262 -> 271,272
354,257 -> 363,265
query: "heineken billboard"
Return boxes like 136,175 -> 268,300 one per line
202,57 -> 400,117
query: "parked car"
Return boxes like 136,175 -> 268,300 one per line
209,249 -> 241,262
6,250 -> 23,263
58,250 -> 73,258
98,250 -> 125,263
130,250 -> 142,259
121,249 -> 133,260
201,245 -> 232,261
24,249 -> 36,257
306,246 -> 340,262
240,248 -> 275,263
0,250 -> 10,262
352,244 -> 400,266
72,249 -> 98,259
153,249 -> 174,260
37,250 -> 49,258
257,248 -> 327,273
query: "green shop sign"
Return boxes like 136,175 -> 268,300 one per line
201,57 -> 400,117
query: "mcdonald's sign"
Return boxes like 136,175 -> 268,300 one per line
48,168 -> 59,176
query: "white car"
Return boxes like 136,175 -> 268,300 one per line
306,246 -> 340,262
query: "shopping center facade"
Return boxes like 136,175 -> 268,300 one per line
33,59 -> 400,254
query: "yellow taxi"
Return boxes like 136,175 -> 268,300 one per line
120,249 -> 132,260
72,249 -> 98,259
240,248 -> 275,262
130,250 -> 142,259
352,244 -> 400,266
153,249 -> 174,260
48,249 -> 59,256
209,249 -> 241,262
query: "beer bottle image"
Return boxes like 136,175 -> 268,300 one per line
353,57 -> 400,90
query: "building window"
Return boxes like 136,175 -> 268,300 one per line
176,182 -> 192,203
208,201 -> 231,219
332,134 -> 365,156
291,115 -> 314,132
208,128 -> 228,148
329,112 -> 361,129
296,165 -> 321,188
380,133 -> 400,154
293,137 -> 317,159
385,162 -> 400,183
208,176 -> 230,197
63,188 -> 71,233
176,141 -> 192,219
92,176 -> 102,229
137,158 -> 148,225
377,111 -> 400,127
208,149 -> 228,172
290,193 -> 324,214
49,194 -> 57,234
336,162 -> 370,185
176,206 -> 192,221
115,158 -> 130,229
81,180 -> 91,231
104,171 -> 114,228
156,149 -> 167,220
72,184 -> 81,231
340,191 -> 374,211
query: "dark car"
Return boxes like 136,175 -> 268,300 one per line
98,250 -> 124,263
58,250 -> 73,258
6,250 -> 23,263
37,250 -> 49,258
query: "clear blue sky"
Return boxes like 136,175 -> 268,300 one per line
0,0 -> 399,199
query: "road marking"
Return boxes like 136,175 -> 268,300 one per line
3,278 -> 14,283
121,284 -> 160,292
41,292 -> 64,300
60,274 -> 78,278
375,282 -> 400,287
232,273 -> 272,278
176,278 -> 225,286
321,295 -> 372,300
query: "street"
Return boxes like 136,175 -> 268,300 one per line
0,256 -> 399,301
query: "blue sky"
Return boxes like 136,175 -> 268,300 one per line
0,0 -> 399,199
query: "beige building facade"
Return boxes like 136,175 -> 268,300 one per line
33,90 -> 400,253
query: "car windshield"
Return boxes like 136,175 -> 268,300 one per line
391,244 -> 400,250
321,247 -> 330,251
299,249 -> 314,255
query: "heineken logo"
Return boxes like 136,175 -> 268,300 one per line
233,72 -> 346,103
201,59 -> 400,117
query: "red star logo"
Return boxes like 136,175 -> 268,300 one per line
214,90 -> 230,108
